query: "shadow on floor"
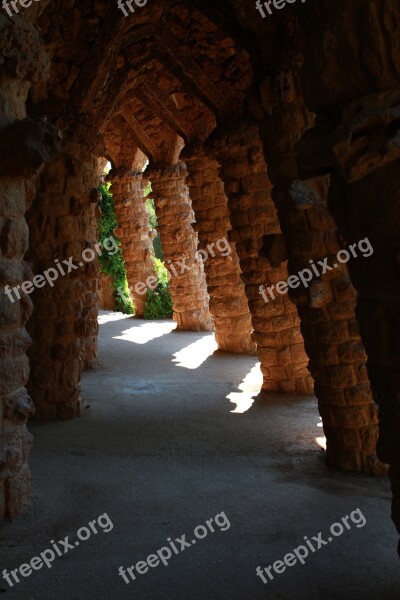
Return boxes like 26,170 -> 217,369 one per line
0,312 -> 398,600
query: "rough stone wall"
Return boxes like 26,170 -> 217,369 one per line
98,272 -> 116,310
184,150 -> 256,354
208,122 -> 313,394
108,170 -> 155,317
149,163 -> 213,331
26,144 -> 100,419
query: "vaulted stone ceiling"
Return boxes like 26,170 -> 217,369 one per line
29,0 -> 252,164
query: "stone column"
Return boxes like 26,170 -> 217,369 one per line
293,0 -> 400,542
254,69 -> 384,475
0,17 -> 59,518
108,169 -> 155,317
26,142 -> 100,419
148,163 -> 213,331
184,149 -> 256,354
208,123 -> 313,394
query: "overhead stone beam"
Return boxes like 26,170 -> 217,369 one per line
122,24 -> 231,120
132,81 -> 194,140
121,106 -> 162,164
191,0 -> 252,52
72,9 -> 125,113
155,29 -> 231,121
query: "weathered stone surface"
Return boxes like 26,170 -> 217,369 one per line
0,14 -> 53,518
98,272 -> 116,310
184,149 -> 256,354
208,121 -> 313,394
4,388 -> 34,422
108,170 -> 155,317
0,117 -> 61,177
26,147 -> 100,418
149,163 -> 213,332
256,44 -> 386,476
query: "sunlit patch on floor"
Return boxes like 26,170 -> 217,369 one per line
227,362 -> 262,414
172,334 -> 217,369
98,312 -> 133,325
315,417 -> 326,449
113,321 -> 176,344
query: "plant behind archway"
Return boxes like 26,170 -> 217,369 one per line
98,182 -> 134,314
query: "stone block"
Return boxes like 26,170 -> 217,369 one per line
323,364 -> 356,389
337,341 -> 367,364
0,218 -> 29,258
0,430 -> 23,478
0,355 -> 29,395
6,464 -> 31,519
345,384 -> 373,407
0,327 -> 31,359
4,387 -> 34,422
0,179 -> 26,219
309,281 -> 333,308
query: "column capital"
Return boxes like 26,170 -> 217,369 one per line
106,166 -> 143,183
147,161 -> 188,181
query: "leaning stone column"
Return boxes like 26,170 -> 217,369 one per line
183,148 -> 256,354
207,123 -> 313,395
108,168 -> 155,317
255,68 -> 384,475
148,163 -> 213,331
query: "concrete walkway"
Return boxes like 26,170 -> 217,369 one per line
0,311 -> 399,600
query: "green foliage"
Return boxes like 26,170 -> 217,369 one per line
145,189 -> 164,260
152,232 -> 164,261
143,258 -> 173,320
98,183 -> 134,315
145,198 -> 158,231
143,181 -> 170,318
